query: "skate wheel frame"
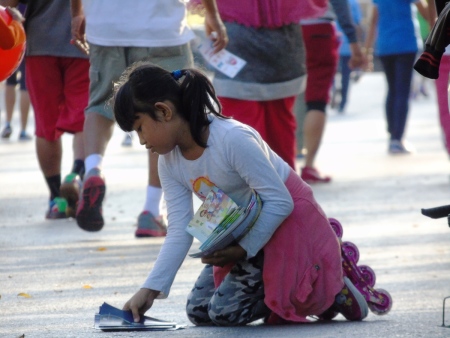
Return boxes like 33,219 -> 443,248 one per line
330,217 -> 393,316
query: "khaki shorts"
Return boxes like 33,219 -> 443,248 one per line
86,43 -> 194,120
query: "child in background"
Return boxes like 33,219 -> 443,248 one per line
1,60 -> 32,141
112,62 -> 368,326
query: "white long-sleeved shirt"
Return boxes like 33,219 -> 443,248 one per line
142,116 -> 294,297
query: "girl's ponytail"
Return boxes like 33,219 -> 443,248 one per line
177,68 -> 228,148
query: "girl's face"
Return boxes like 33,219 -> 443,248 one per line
132,102 -> 179,155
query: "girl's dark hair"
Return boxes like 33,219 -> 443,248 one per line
111,61 -> 229,148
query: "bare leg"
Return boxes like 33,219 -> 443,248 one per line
37,136 -> 66,219
19,89 -> 31,132
148,150 -> 161,187
73,131 -> 85,160
83,113 -> 114,156
303,109 -> 326,168
301,109 -> 330,183
36,137 -> 62,177
5,85 -> 16,124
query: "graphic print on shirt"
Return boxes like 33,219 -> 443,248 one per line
191,176 -> 216,200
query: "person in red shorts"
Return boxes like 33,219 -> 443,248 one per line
3,0 -> 89,219
300,0 -> 366,183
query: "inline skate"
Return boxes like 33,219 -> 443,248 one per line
328,217 -> 393,316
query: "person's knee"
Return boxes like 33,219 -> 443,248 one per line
208,307 -> 240,326
185,302 -> 213,326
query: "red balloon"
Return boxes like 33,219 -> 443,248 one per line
0,6 -> 26,82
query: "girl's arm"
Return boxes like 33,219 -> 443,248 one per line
140,159 -> 195,294
222,127 -> 294,259
124,163 -> 194,320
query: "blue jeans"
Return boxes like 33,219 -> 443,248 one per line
379,53 -> 416,141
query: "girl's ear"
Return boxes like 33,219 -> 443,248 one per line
154,101 -> 173,122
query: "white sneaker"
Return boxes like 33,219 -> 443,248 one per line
388,140 -> 415,154
121,133 -> 133,147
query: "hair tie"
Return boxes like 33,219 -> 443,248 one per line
171,69 -> 183,81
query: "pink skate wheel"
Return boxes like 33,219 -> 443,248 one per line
368,288 -> 393,315
342,241 -> 360,264
359,264 -> 376,287
328,218 -> 343,238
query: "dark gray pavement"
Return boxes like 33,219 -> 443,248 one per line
1,73 -> 450,337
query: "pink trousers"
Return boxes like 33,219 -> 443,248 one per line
214,170 -> 343,322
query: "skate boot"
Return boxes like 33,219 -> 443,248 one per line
328,218 -> 393,316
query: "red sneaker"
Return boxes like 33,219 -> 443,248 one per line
135,211 -> 167,238
301,166 -> 331,184
76,168 -> 105,232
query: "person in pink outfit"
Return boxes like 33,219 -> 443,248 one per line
111,62 -> 368,325
434,50 -> 450,156
190,0 -> 328,169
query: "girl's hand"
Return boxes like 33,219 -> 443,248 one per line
123,288 -> 160,323
201,245 -> 246,267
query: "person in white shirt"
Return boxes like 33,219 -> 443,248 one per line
70,0 -> 227,235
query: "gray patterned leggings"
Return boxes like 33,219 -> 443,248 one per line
186,252 -> 271,326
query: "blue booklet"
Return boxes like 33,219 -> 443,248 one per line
94,302 -> 182,331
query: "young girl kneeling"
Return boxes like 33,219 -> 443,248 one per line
112,62 -> 368,326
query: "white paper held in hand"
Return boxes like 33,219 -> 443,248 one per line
197,39 -> 247,78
